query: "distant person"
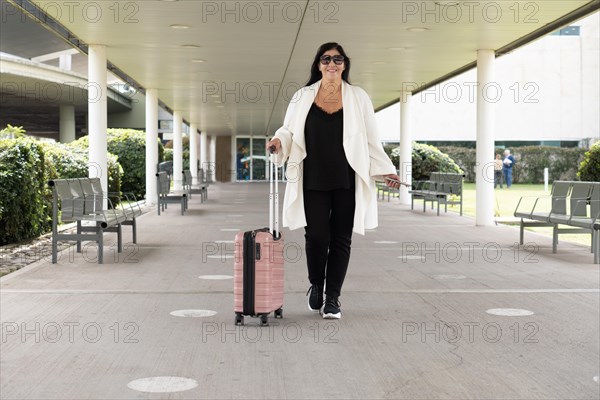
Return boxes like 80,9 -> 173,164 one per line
502,149 -> 515,188
494,154 -> 503,188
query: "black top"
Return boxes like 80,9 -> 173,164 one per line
303,103 -> 354,191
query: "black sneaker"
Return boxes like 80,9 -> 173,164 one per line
306,284 -> 323,312
321,295 -> 341,319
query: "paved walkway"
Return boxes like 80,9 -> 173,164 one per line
1,183 -> 599,399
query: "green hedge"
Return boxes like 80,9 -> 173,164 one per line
385,142 -> 463,181
438,146 -> 587,183
0,137 -> 124,245
577,141 -> 600,181
44,142 -> 123,202
0,138 -> 52,245
164,136 -> 190,170
72,129 -> 163,199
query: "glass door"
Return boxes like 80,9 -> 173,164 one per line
235,137 -> 269,181
251,138 -> 266,181
236,138 -> 250,181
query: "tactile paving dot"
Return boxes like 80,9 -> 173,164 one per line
486,308 -> 534,316
170,310 -> 218,318
127,376 -> 197,393
198,275 -> 233,280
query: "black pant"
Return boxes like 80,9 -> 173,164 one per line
303,186 -> 355,298
494,170 -> 503,188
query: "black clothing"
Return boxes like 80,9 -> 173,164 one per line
303,184 -> 355,298
303,103 -> 353,191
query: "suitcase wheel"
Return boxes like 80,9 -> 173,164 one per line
260,314 -> 269,326
274,307 -> 283,319
235,313 -> 244,326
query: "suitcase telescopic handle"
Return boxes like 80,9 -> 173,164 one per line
268,148 -> 279,238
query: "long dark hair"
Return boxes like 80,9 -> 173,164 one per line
305,42 -> 351,86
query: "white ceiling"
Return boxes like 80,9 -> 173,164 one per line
21,0 -> 600,136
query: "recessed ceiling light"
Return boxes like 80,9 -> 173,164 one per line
388,47 -> 406,51
407,27 -> 429,32
181,44 -> 201,48
435,1 -> 459,6
170,24 -> 190,29
372,61 -> 387,65
210,94 -> 219,98
160,0 -> 179,2
191,59 -> 205,63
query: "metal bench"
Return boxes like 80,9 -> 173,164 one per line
409,172 -> 464,216
82,178 -> 142,243
156,171 -> 188,215
48,178 -> 127,264
515,181 -> 600,263
376,181 -> 395,202
182,170 -> 208,203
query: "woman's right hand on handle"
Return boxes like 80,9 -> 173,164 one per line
266,138 -> 281,154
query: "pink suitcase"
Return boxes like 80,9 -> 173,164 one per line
234,155 -> 284,326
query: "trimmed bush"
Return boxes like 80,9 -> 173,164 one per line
0,138 -> 52,245
578,141 -> 600,182
387,142 -> 463,181
438,146 -> 587,183
44,142 -> 123,199
163,148 -> 173,162
164,136 -> 190,170
0,125 -> 26,139
71,129 -> 162,198
513,146 -> 586,183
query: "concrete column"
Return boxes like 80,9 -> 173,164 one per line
59,54 -> 72,70
59,104 -> 75,143
189,124 -> 199,184
173,111 -> 183,190
399,92 -> 413,205
475,49 -> 496,226
210,135 -> 217,182
88,44 -> 108,202
145,88 -> 159,204
200,131 -> 208,182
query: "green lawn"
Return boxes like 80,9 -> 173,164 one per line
447,183 -> 592,247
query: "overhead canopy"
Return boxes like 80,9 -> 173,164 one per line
3,0 -> 599,136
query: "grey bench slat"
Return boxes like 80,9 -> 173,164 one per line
48,178 -> 125,264
515,181 -> 600,264
410,172 -> 464,216
156,171 -> 187,215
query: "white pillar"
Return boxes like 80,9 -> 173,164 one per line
189,124 -> 199,184
145,88 -> 159,204
88,44 -> 108,201
59,54 -> 72,70
200,131 -> 208,182
173,111 -> 183,190
475,49 -> 496,226
209,135 -> 217,182
399,92 -> 413,205
59,104 -> 75,143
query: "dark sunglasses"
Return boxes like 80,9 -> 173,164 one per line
320,55 -> 345,65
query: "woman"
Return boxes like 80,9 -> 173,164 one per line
267,43 -> 401,319
494,154 -> 503,188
